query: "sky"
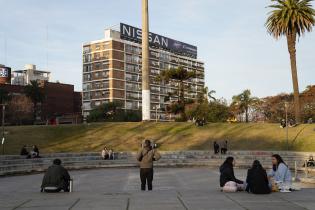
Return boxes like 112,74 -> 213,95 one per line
0,0 -> 314,101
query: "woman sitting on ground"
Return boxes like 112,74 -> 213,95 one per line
220,156 -> 244,192
246,160 -> 271,194
268,154 -> 292,186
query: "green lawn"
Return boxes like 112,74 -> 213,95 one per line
3,122 -> 315,155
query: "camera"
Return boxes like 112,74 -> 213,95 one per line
142,140 -> 158,149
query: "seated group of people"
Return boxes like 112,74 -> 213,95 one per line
20,145 -> 40,158
101,146 -> 114,160
220,154 -> 292,194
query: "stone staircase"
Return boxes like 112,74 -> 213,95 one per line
1,150 -> 314,176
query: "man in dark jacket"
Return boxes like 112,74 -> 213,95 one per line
136,139 -> 161,191
41,159 -> 71,193
219,156 -> 243,187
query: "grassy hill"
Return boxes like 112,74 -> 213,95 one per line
3,122 -> 315,155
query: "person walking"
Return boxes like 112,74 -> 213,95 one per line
246,160 -> 271,194
136,139 -> 161,191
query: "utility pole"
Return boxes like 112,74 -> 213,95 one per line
1,104 -> 5,155
141,0 -> 151,121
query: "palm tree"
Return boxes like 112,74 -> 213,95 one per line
24,81 -> 45,123
208,89 -> 217,101
156,66 -> 196,119
265,0 -> 315,124
231,89 -> 260,123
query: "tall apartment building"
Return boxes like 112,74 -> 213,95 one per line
82,23 -> 205,120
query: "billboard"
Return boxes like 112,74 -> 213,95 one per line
120,23 -> 197,59
0,67 -> 11,84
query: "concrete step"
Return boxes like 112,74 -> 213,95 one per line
1,150 -> 315,176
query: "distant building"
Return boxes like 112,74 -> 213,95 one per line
0,82 -> 82,125
0,64 -> 11,85
11,64 -> 50,86
82,23 -> 205,120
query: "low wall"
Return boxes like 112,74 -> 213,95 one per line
1,150 -> 314,176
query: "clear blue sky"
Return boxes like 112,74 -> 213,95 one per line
0,0 -> 314,100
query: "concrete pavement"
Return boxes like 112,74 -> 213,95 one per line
1,168 -> 315,210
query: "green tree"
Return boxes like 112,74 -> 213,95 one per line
208,100 -> 230,122
265,0 -> 315,123
157,66 -> 196,120
87,101 -> 142,122
231,89 -> 260,123
0,88 -> 11,104
24,81 -> 45,122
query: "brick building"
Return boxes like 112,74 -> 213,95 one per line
0,82 -> 82,125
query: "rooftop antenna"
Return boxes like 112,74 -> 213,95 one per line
46,25 -> 48,70
4,33 -> 7,65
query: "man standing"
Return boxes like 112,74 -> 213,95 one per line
136,139 -> 161,191
221,140 -> 228,155
41,159 -> 71,193
213,141 -> 220,154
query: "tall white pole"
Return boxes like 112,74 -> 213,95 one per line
142,0 -> 151,121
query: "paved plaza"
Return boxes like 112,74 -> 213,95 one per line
1,168 -> 315,210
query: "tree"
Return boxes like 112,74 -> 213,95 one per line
197,87 -> 216,103
265,0 -> 315,123
208,99 -> 230,122
208,90 -> 217,102
156,66 -> 196,120
87,101 -> 142,122
7,95 -> 33,125
24,81 -> 45,122
0,88 -> 11,104
231,89 -> 260,123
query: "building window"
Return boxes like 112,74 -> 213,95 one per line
126,54 -> 139,64
83,46 -> 91,54
126,64 -> 139,73
126,101 -> 138,109
83,74 -> 91,81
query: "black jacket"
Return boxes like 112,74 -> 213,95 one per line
246,167 -> 271,194
41,164 -> 70,189
219,162 -> 243,187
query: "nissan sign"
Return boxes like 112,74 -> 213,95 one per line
120,23 -> 197,59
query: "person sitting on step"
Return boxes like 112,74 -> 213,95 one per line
101,146 -> 110,160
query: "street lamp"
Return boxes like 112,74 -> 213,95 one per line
284,102 -> 289,151
155,105 -> 160,122
1,104 -> 5,155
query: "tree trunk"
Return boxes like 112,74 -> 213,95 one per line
286,32 -> 301,123
245,107 -> 249,123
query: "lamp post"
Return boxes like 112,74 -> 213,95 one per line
155,105 -> 160,122
141,0 -> 151,121
285,102 -> 289,151
1,104 -> 5,155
